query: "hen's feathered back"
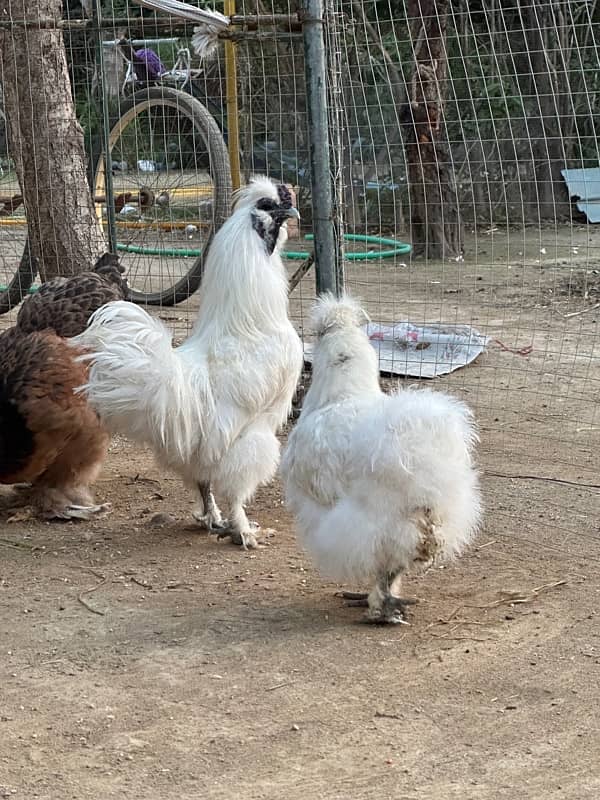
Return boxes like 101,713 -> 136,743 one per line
17,253 -> 128,339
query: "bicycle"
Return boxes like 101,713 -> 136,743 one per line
0,32 -> 232,312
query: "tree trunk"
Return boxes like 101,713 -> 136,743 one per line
0,0 -> 105,280
403,0 -> 463,259
513,0 -> 570,222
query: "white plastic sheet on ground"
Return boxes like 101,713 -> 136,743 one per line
303,321 -> 489,378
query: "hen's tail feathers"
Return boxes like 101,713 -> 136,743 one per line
93,253 -> 129,298
310,293 -> 370,337
73,301 -> 211,461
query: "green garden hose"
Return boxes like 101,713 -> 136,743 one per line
114,232 -> 411,261
0,233 -> 411,293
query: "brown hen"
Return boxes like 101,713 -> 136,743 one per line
0,252 -> 128,520
17,252 -> 128,338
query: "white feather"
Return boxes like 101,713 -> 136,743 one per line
73,176 -> 303,503
191,24 -> 223,61
281,294 -> 482,586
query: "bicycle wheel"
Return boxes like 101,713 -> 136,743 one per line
91,87 -> 232,306
0,129 -> 36,314
0,238 -> 37,315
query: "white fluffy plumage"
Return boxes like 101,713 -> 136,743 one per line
73,176 -> 303,548
281,294 -> 482,623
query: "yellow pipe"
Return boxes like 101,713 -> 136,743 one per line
224,0 -> 242,191
165,186 -> 214,198
110,220 -> 211,231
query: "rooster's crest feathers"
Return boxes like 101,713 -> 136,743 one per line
233,176 -> 291,211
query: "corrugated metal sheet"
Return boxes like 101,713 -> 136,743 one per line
561,168 -> 600,223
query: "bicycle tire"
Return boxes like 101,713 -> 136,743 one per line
90,87 -> 232,306
0,238 -> 37,315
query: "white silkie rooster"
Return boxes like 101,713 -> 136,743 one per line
73,177 -> 303,548
281,294 -> 482,623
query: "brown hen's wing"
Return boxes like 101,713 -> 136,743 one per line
16,253 -> 129,338
0,328 -> 103,484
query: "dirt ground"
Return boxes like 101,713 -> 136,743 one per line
0,225 -> 599,799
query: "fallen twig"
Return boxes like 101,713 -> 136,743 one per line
130,576 -> 153,589
430,580 -> 567,628
486,471 -> 600,490
492,338 -> 533,356
475,539 -> 497,550
563,302 -> 600,319
77,578 -> 107,616
0,537 -> 37,550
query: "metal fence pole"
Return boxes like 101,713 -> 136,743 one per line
93,0 -> 117,254
224,0 -> 242,191
302,0 -> 343,296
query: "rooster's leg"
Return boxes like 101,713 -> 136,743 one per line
211,422 -> 281,549
193,482 -> 227,531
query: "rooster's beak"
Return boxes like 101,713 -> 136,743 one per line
286,207 -> 301,220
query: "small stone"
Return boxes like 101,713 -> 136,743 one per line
291,724 -> 300,731
146,512 -> 175,528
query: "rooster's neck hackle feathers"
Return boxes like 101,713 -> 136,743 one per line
191,177 -> 293,345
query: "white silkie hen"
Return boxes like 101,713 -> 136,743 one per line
281,295 -> 482,623
73,177 -> 303,548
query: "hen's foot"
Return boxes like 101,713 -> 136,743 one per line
340,591 -> 416,624
366,595 -> 416,625
340,591 -> 369,607
215,521 -> 259,550
44,503 -> 112,521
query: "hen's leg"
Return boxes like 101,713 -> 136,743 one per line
212,423 -> 280,549
36,486 -> 111,521
341,573 -> 415,624
365,572 -> 415,625
34,427 -> 110,520
192,482 -> 227,531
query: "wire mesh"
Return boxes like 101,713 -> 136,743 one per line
0,0 -> 597,564
331,0 -> 600,565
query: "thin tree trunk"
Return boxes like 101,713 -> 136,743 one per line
0,0 -> 105,281
403,0 -> 463,259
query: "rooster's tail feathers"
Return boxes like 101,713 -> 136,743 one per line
73,301 -> 210,460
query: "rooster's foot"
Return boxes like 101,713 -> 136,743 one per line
192,509 -> 229,532
216,521 -> 259,550
195,483 -> 227,532
45,503 -> 112,521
